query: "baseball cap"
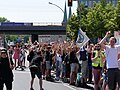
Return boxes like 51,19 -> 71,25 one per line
1,49 -> 7,53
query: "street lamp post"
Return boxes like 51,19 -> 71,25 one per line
48,2 -> 64,14
49,1 -> 67,40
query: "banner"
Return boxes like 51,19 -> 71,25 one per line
114,31 -> 120,38
76,28 -> 90,48
114,31 -> 120,45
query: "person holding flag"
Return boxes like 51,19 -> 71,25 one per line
76,28 -> 90,87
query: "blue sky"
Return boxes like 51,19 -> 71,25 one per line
0,0 -> 78,23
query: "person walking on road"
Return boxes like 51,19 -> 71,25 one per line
29,50 -> 44,90
0,49 -> 14,90
99,31 -> 120,90
13,43 -> 21,69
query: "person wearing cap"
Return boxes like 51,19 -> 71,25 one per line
0,49 -> 14,90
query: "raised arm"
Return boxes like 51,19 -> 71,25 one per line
99,31 -> 111,49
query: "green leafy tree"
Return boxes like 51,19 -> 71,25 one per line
0,17 -> 10,22
115,0 -> 120,30
67,4 -> 88,40
81,2 -> 117,38
67,13 -> 80,40
6,35 -> 19,42
67,0 -> 118,42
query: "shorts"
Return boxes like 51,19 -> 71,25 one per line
30,70 -> 42,79
70,63 -> 79,72
81,60 -> 88,78
108,68 -> 120,90
46,61 -> 51,70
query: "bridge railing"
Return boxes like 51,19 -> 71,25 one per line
0,22 -> 63,26
33,22 -> 62,26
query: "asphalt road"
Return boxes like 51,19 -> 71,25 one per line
3,50 -> 94,90
3,67 -> 93,90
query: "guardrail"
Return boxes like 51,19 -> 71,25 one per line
0,22 -> 63,26
33,22 -> 62,26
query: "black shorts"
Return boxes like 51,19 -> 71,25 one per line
30,70 -> 42,79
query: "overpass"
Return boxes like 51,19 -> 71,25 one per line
0,23 -> 66,43
0,25 -> 66,35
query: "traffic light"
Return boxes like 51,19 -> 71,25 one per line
68,0 -> 72,6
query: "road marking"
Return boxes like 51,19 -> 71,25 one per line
62,83 -> 77,90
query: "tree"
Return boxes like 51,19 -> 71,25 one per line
115,0 -> 120,30
81,2 -> 117,38
0,17 -> 10,22
67,4 -> 88,40
6,35 -> 19,42
67,13 -> 80,40
67,0 -> 118,42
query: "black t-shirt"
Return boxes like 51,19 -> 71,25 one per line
45,51 -> 50,61
27,50 -> 35,62
80,50 -> 88,61
64,53 -> 70,64
45,50 -> 52,63
70,51 -> 78,64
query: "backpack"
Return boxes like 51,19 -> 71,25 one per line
29,56 -> 40,71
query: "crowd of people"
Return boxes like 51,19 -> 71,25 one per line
0,31 -> 120,90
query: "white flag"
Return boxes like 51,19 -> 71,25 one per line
76,28 -> 90,48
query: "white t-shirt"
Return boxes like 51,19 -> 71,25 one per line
56,53 -> 62,62
105,45 -> 120,69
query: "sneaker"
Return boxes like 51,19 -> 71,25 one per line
30,88 -> 34,90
